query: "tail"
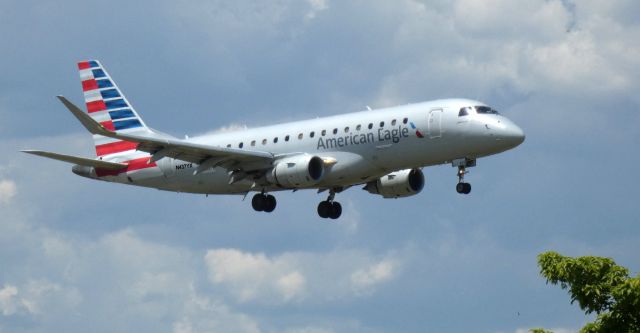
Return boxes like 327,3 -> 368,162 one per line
77,60 -> 151,158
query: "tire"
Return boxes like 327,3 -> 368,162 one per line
264,195 -> 277,213
456,183 -> 465,194
251,194 -> 265,211
329,201 -> 342,219
317,201 -> 331,218
463,183 -> 471,194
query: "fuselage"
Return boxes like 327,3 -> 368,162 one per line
24,60 -> 526,219
86,98 -> 524,194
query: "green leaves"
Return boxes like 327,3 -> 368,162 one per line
536,251 -> 640,333
529,329 -> 554,333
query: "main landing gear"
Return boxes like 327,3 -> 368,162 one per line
317,189 -> 342,219
453,158 -> 475,195
252,192 -> 277,213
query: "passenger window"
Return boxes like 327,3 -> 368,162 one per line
273,137 -> 278,143
298,133 -> 303,140
402,118 -> 408,124
344,126 -> 349,133
356,124 -> 361,131
379,121 -> 384,127
459,107 -> 469,117
391,119 -> 397,126
262,139 -> 267,145
239,142 -> 243,148
251,140 -> 256,146
226,144 -> 231,148
321,129 -> 326,136
333,128 -> 338,134
310,131 -> 315,138
368,123 -> 373,129
285,135 -> 290,142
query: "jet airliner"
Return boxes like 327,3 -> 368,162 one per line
23,60 -> 525,219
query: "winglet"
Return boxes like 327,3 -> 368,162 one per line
56,95 -> 114,137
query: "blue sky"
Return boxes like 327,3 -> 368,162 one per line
1,0 -> 639,332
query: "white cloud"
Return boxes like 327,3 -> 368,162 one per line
0,172 -> 262,331
276,271 -> 306,301
0,179 -> 16,204
0,285 -> 19,316
202,123 -> 249,136
171,287 -> 262,333
0,280 -> 80,317
306,0 -> 329,20
372,0 -> 640,109
205,249 -> 307,303
453,0 -> 570,41
204,248 -> 401,304
286,326 -> 335,333
350,259 -> 396,295
0,221 -> 264,331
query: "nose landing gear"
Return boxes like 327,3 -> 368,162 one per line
453,158 -> 475,195
317,189 -> 342,219
252,192 -> 277,213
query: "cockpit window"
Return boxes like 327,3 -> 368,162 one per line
475,106 -> 499,114
458,107 -> 470,117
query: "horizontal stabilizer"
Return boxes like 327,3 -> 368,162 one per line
57,96 -> 114,136
21,150 -> 127,170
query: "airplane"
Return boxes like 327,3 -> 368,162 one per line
23,60 -> 525,219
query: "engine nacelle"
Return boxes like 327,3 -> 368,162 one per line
266,154 -> 325,188
364,168 -> 424,198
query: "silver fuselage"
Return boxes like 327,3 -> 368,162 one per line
78,98 -> 524,194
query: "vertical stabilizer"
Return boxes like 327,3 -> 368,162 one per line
77,60 -> 151,158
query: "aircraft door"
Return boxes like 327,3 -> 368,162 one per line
428,109 -> 442,138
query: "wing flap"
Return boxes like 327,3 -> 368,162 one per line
21,150 -> 127,170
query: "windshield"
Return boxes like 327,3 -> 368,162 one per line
475,106 -> 499,114
458,106 -> 500,117
458,107 -> 472,116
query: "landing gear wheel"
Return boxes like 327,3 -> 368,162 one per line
317,201 -> 331,218
329,201 -> 342,219
463,183 -> 471,194
264,195 -> 277,213
456,183 -> 471,194
318,189 -> 343,219
252,193 -> 265,211
454,163 -> 473,195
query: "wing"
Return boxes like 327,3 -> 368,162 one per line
57,96 -> 275,173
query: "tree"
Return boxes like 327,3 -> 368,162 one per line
536,251 -> 640,333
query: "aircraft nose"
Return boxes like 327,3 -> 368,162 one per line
502,122 -> 525,147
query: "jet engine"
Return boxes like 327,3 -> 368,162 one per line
364,168 -> 424,198
266,154 -> 325,188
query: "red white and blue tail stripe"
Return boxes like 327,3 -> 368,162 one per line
78,60 -> 151,158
